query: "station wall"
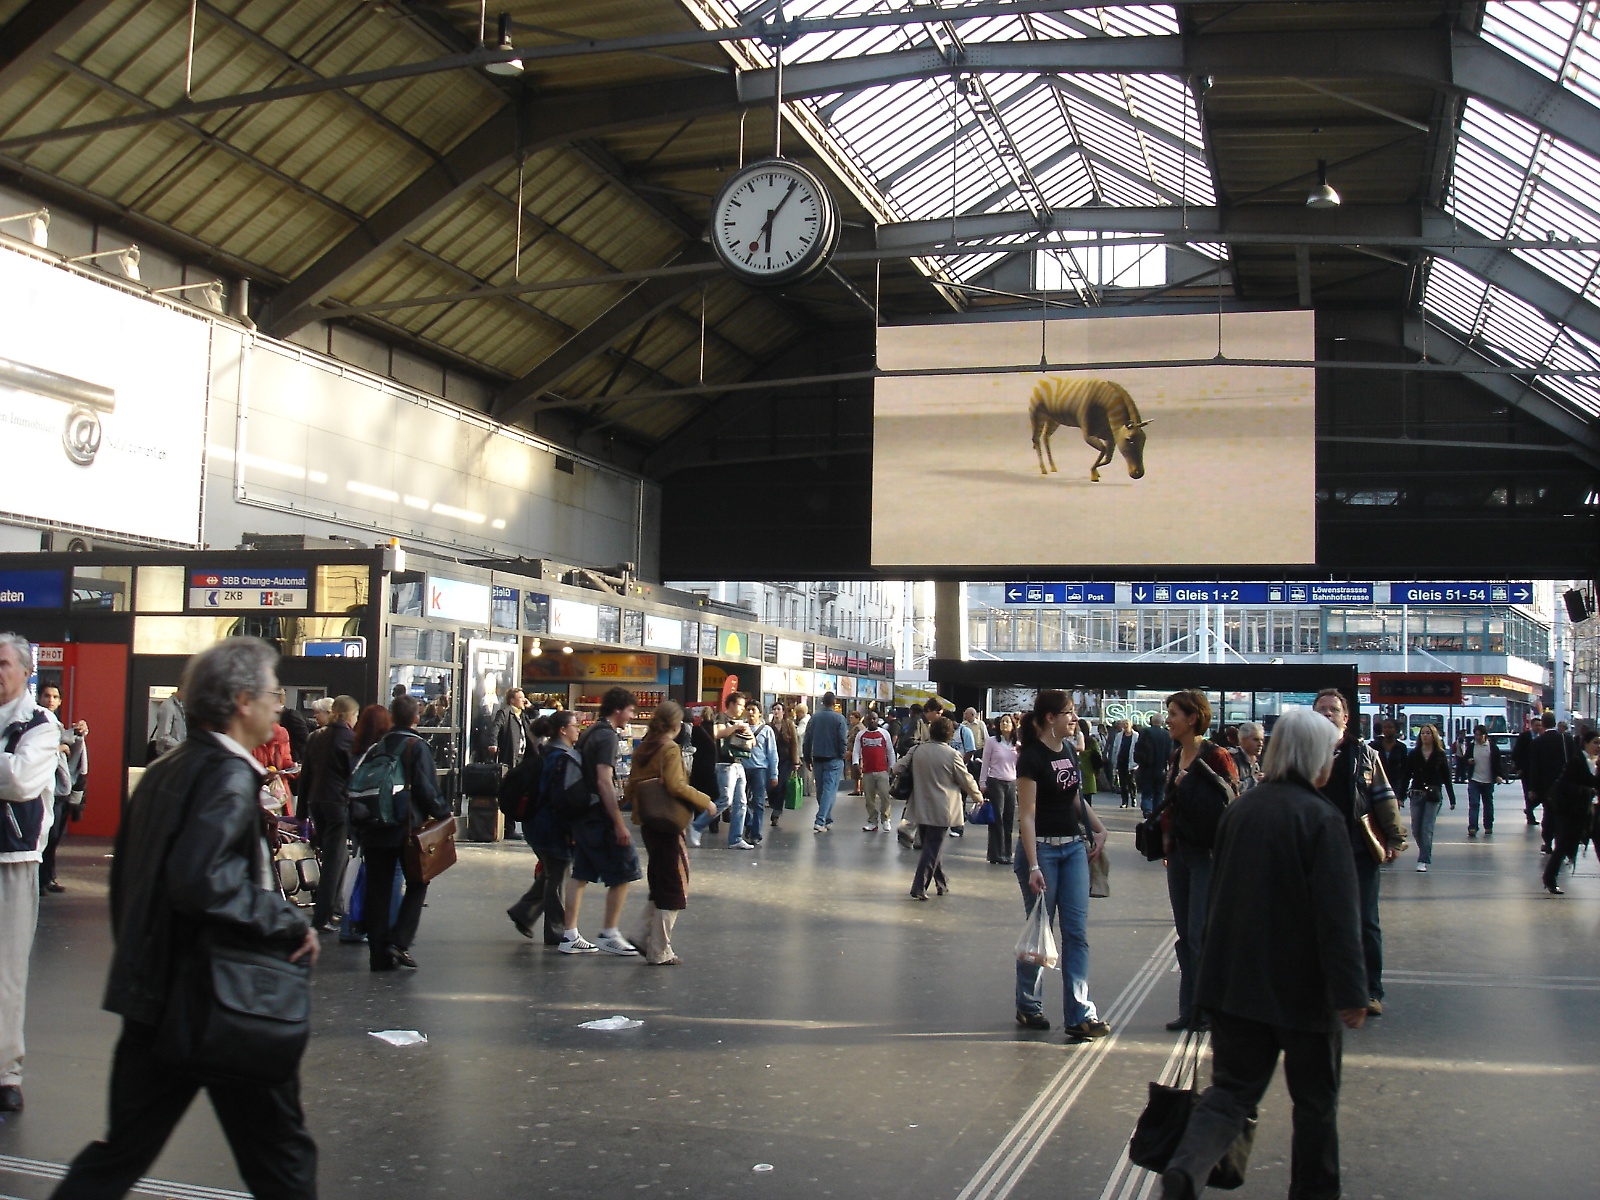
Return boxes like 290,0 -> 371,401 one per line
0,243 -> 658,576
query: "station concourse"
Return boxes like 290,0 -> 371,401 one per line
0,3 -> 1598,1199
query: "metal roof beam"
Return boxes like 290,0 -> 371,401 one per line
1404,318 -> 1600,465
259,75 -> 733,336
876,204 -> 1426,249
1448,29 -> 1600,164
490,249 -> 714,426
1424,214 -> 1600,348
0,0 -> 113,97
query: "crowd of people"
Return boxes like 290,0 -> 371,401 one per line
1,627 -> 1597,1200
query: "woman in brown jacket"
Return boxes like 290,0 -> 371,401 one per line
894,716 -> 982,900
625,701 -> 715,964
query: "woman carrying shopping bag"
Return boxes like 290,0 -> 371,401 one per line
1014,691 -> 1109,1040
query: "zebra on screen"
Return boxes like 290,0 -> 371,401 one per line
1027,377 -> 1153,482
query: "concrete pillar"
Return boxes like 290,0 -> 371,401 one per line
934,581 -> 963,662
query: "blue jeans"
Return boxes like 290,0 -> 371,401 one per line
1466,780 -> 1495,832
1014,840 -> 1098,1026
1354,853 -> 1383,1000
692,762 -> 748,844
812,758 -> 844,827
1138,769 -> 1161,817
1166,841 -> 1213,1022
1409,796 -> 1441,864
743,767 -> 770,841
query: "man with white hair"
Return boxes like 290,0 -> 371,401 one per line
0,631 -> 61,1112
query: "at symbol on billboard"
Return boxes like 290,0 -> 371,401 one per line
0,356 -> 116,467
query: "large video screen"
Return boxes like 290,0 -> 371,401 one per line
872,309 -> 1315,570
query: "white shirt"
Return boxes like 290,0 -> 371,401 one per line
1470,741 -> 1495,784
0,690 -> 60,863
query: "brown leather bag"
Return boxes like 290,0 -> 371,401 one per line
1355,812 -> 1388,864
405,817 -> 458,884
635,776 -> 694,835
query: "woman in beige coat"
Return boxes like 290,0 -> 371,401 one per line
895,716 -> 982,899
625,701 -> 716,964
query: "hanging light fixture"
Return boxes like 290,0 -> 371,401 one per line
484,13 -> 523,76
1306,159 -> 1340,209
67,244 -> 141,280
0,208 -> 49,248
152,279 -> 226,313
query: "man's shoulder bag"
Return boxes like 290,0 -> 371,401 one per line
890,745 -> 916,802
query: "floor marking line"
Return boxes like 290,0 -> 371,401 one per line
987,953 -> 1175,1200
0,1153 -> 249,1200
1099,1031 -> 1212,1200
955,934 -> 1174,1200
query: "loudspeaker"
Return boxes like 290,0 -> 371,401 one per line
1562,588 -> 1593,624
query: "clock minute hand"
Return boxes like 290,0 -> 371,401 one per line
762,181 -> 798,254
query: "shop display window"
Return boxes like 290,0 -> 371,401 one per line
390,577 -> 424,617
71,565 -> 131,611
621,608 -> 644,646
317,564 -> 369,613
597,605 -> 621,643
135,565 -> 185,613
522,591 -> 549,633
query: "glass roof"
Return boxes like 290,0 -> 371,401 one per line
1425,3 -> 1600,418
689,1 -> 1214,285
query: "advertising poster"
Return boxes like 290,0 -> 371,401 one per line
873,310 -> 1315,568
0,249 -> 208,543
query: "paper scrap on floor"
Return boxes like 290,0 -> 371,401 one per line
579,1015 -> 644,1030
369,1029 -> 428,1046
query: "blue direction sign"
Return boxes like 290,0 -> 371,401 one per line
1003,583 -> 1117,605
1389,582 -> 1533,605
302,638 -> 367,658
0,570 -> 65,609
1131,582 -> 1375,605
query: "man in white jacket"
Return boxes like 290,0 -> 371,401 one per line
0,632 -> 60,1112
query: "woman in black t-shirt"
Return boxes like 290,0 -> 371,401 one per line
1014,690 -> 1110,1042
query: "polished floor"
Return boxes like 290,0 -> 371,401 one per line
2,790 -> 1597,1199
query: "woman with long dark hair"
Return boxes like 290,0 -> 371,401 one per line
979,713 -> 1021,864
625,701 -> 715,963
766,702 -> 800,827
1405,724 -> 1456,873
1161,689 -> 1239,1032
1014,691 -> 1109,1040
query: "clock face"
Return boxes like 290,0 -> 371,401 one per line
711,160 -> 838,286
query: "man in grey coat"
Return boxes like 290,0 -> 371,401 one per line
1161,707 -> 1368,1200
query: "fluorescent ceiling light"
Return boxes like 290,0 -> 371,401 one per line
347,480 -> 400,503
431,502 -> 486,524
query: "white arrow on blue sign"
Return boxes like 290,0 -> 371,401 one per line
1389,583 -> 1533,605
1001,583 -> 1116,605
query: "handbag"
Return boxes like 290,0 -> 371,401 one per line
405,817 -> 458,884
1128,1030 -> 1255,1189
968,799 -> 996,825
784,771 -> 803,810
155,936 -> 311,1087
1134,810 -> 1166,861
635,775 -> 695,835
1089,848 -> 1110,898
1355,812 -> 1388,864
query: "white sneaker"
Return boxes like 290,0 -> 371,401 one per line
686,829 -> 702,847
729,839 -> 755,850
1416,863 -> 1428,872
559,935 -> 599,954
595,933 -> 639,956
863,823 -> 878,832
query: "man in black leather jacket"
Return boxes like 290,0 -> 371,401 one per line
302,694 -> 358,933
52,637 -> 318,1200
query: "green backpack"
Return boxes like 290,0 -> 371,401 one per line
349,732 -> 418,828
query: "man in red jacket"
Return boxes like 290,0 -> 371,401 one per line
853,712 -> 898,832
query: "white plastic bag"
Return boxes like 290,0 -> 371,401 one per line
1015,899 -> 1059,969
578,1015 -> 644,1030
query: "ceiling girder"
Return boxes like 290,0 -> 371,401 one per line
1398,317 -> 1600,465
260,76 -> 734,336
490,249 -> 714,425
0,0 -> 113,98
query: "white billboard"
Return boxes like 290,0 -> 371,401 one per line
0,248 -> 208,543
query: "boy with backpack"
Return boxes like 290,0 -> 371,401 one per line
350,695 -> 450,972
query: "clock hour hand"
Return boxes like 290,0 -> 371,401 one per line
761,181 -> 798,255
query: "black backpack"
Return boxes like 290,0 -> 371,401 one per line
545,743 -> 596,822
499,751 -> 543,822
